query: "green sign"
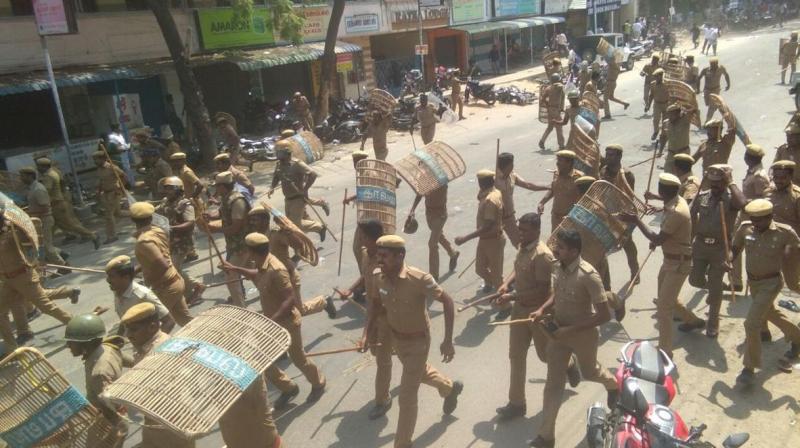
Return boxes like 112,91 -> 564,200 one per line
452,0 -> 485,25
196,8 -> 275,50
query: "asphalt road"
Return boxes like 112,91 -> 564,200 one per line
9,22 -> 800,448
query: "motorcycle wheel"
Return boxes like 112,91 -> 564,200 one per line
625,56 -> 635,71
484,91 -> 497,106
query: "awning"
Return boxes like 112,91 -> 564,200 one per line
229,41 -> 362,72
503,16 -> 566,29
451,16 -> 565,35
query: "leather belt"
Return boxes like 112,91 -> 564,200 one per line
390,327 -> 428,340
748,271 -> 780,281
0,266 -> 29,280
663,252 -> 691,261
697,236 -> 718,245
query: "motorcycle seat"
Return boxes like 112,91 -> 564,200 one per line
631,341 -> 667,384
620,377 -> 671,412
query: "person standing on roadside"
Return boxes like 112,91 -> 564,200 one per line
691,23 -> 701,49
411,93 -> 439,144
490,44 -> 501,75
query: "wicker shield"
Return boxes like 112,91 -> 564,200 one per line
538,84 -> 550,124
368,89 -> 398,115
581,91 -> 601,118
708,94 -> 752,146
567,124 -> 600,177
596,38 -> 623,63
259,200 -> 319,266
393,142 -> 466,197
0,192 -> 39,265
0,348 -> 118,448
102,306 -> 290,440
665,79 -> 701,128
543,50 -> 561,78
547,180 -> 642,255
663,56 -> 685,81
286,131 -> 324,164
356,159 -> 397,235
213,112 -> 237,132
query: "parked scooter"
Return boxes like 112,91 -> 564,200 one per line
464,78 -> 496,105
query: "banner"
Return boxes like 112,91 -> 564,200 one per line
544,0 -> 569,14
345,14 -> 380,34
297,5 -> 331,42
452,0 -> 485,24
196,8 -> 275,50
494,0 -> 540,18
32,0 -> 77,35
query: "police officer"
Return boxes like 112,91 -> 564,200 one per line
780,32 -> 799,85
603,58 -> 630,119
538,150 -> 584,232
344,151 -> 370,280
19,167 -> 65,265
215,114 -> 252,172
168,152 -> 204,200
36,158 -> 99,247
494,213 -> 580,420
361,109 -> 392,160
645,68 -> 669,141
495,152 -> 550,248
93,151 -> 127,244
774,122 -> 800,185
646,154 -> 700,204
731,199 -> 800,386
539,73 -> 566,150
411,93 -> 438,144
130,202 -> 193,326
105,255 -> 174,335
269,142 -> 326,240
657,102 -> 693,174
599,145 -> 640,284
141,148 -> 172,199
528,230 -> 618,448
684,55 -> 700,92
692,118 -> 736,189
572,175 -> 614,292
370,234 -> 462,448
765,160 -> 800,292
688,165 -> 745,337
698,57 -> 731,123
292,91 -> 314,131
213,152 -> 254,195
621,174 -> 704,357
450,70 -> 466,120
408,179 -> 459,281
640,54 -> 660,107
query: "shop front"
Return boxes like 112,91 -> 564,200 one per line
587,0 -> 623,34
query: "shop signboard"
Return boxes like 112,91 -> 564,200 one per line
387,0 -> 450,31
452,0 -> 486,25
32,0 -> 78,35
345,14 -> 380,34
296,5 -> 331,42
195,8 -> 275,50
588,0 -> 622,15
337,53 -> 354,72
2,139 -> 98,174
544,0 -> 569,14
415,44 -> 429,55
494,0 -> 540,17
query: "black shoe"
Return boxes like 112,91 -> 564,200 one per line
495,308 -> 512,321
307,382 -> 326,403
495,403 -> 526,420
607,389 -> 619,408
613,294 -> 626,322
784,343 -> 800,360
57,268 -> 72,275
15,332 -> 34,345
567,355 -> 582,388
368,399 -> 392,420
103,237 -> 118,245
650,132 -> 658,141
761,329 -> 773,342
69,288 -> 80,304
352,289 -> 366,305
321,201 -> 331,216
324,295 -> 337,319
735,369 -> 754,387
26,308 -> 42,322
274,385 -> 300,410
92,236 -> 100,250
449,251 -> 460,272
184,253 -> 199,262
318,226 -> 327,243
528,436 -> 555,448
442,380 -> 463,415
678,319 -> 705,333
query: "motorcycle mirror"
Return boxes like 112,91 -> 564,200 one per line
722,433 -> 750,448
632,388 -> 649,421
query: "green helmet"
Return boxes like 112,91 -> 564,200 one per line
64,314 -> 106,342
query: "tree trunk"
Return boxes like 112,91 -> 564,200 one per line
147,0 -> 216,166
314,0 -> 346,123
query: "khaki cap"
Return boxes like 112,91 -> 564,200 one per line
653,68 -> 664,76
169,152 -> 187,161
745,144 -> 765,157
352,150 -> 369,160
92,150 -> 106,158
376,235 -> 405,249
785,122 -> 800,134
772,160 -> 797,171
652,54 -> 661,61
575,175 -> 596,186
705,164 -> 731,181
658,173 -> 681,187
213,153 -> 231,162
105,255 -> 132,272
666,103 -> 681,112
248,205 -> 269,216
215,171 -> 234,185
745,199 -> 773,217
281,129 -> 296,138
19,167 -> 36,176
704,118 -> 723,128
161,176 -> 183,188
605,144 -> 623,153
476,169 -> 495,179
120,302 -> 158,326
130,202 -> 155,219
275,141 -> 292,153
245,232 -> 270,247
555,150 -> 577,159
35,158 -> 52,166
710,57 -> 720,63
674,153 -> 695,164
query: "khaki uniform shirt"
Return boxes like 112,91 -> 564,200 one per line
733,221 -> 800,277
495,172 -> 523,216
579,70 -> 590,91
157,197 -> 195,253
96,162 -> 124,194
274,158 -> 312,199
545,82 -> 564,112
178,165 -> 202,198
219,124 -> 240,149
684,65 -> 700,90
146,158 -> 172,195
26,181 -> 51,218
451,80 -> 462,96
663,115 -> 692,152
425,185 -> 448,211
600,166 -> 636,199
766,185 -> 800,232
293,96 -> 311,115
229,166 -> 253,191
641,62 -> 658,85
551,169 -> 584,217
742,164 -> 770,201
114,281 -> 170,322
368,114 -> 392,149
584,80 -> 597,94
774,144 -> 800,184
253,254 -> 300,326
41,168 -> 65,203
678,173 -> 700,203
132,330 -> 170,364
84,338 -> 125,423
135,226 -> 179,288
781,41 -> 799,64
649,81 -> 669,104
691,190 -> 738,240
514,241 -> 554,306
375,264 -> 443,334
268,228 -> 293,269
0,225 -> 31,274
477,188 -> 504,237
607,62 -> 621,83
414,104 -> 438,128
361,246 -> 381,302
661,196 -> 692,256
220,191 -> 248,253
552,257 -> 606,327
698,129 -> 736,171
701,66 -> 728,92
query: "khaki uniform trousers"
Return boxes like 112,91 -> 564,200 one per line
643,81 -> 651,106
731,213 -> 746,288
508,302 -> 550,406
372,312 -> 394,405
476,236 -> 505,290
219,376 -> 281,448
782,61 -> 797,84
689,239 -> 726,326
301,112 -> 314,131
374,142 -> 388,161
0,269 -> 72,350
100,191 -> 122,239
656,258 -> 700,355
393,334 -> 454,448
299,295 -> 326,316
420,125 -> 435,145
451,93 -> 464,118
541,109 -> 565,148
172,245 -> 203,295
782,250 -> 800,293
225,249 -> 248,308
551,212 -> 567,233
651,102 -> 666,135
540,327 -> 617,440
52,200 -> 95,239
285,197 -> 323,234
502,213 -> 521,248
265,320 -> 325,391
39,215 -> 65,264
426,209 -> 456,280
152,276 -> 192,327
703,88 -> 721,123
621,237 -> 640,278
744,276 -> 800,369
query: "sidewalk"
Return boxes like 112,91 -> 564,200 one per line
483,64 -> 548,86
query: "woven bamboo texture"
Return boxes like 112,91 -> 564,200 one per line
542,51 -> 561,78
393,142 -> 465,197
708,94 -> 752,146
663,56 -> 685,81
547,180 -> 644,255
0,192 -> 39,263
286,131 -> 324,164
0,171 -> 23,194
356,159 -> 397,235
538,84 -> 550,124
581,91 -> 601,118
259,200 -> 319,266
368,89 -> 398,115
102,306 -> 290,440
567,125 -> 600,178
665,79 -> 701,128
213,112 -> 237,132
0,348 -> 117,448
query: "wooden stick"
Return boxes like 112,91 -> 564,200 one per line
192,198 -> 225,263
629,154 -> 657,169
306,343 -> 381,358
457,292 -> 501,312
644,148 -> 658,206
457,257 -> 476,279
306,199 -> 338,242
489,318 -> 534,326
337,188 -> 348,276
495,138 -> 500,172
204,278 -> 245,289
333,287 -> 367,313
622,248 -> 655,297
719,205 -> 736,302
44,264 -> 105,274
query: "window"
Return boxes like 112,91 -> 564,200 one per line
10,0 -> 33,16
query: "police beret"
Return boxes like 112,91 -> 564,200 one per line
352,150 -> 369,160
281,129 -> 296,138
476,169 -> 495,179
275,141 -> 292,153
18,167 -> 36,176
556,150 -> 577,159
666,103 -> 682,112
161,176 -> 183,188
744,199 -> 773,217
704,118 -> 723,128
575,176 -> 596,186
92,150 -> 106,158
120,302 -> 158,326
248,205 -> 269,216
213,153 -> 231,162
653,68 -> 665,76
376,235 -> 405,249
658,173 -> 681,187
105,255 -> 132,272
605,144 -> 624,153
772,160 -> 797,171
130,202 -> 155,219
169,152 -> 187,161
785,122 -> 800,134
710,57 -> 720,64
35,158 -> 52,166
674,153 -> 695,164
215,171 -> 234,185
245,232 -> 270,247
705,164 -> 731,181
745,144 -> 765,157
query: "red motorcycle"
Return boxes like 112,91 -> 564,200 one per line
614,341 -> 677,407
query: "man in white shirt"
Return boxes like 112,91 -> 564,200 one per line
707,27 -> 719,56
632,20 -> 643,40
105,255 -> 174,335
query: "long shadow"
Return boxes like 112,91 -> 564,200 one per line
454,304 -> 496,348
678,331 -> 728,374
701,372 -> 800,420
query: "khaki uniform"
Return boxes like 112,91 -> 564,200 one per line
157,198 -> 202,294
363,247 -> 393,406
135,226 -> 191,326
733,221 -> 800,369
781,40 -> 799,83
414,104 -> 438,144
374,264 -> 455,448
697,128 -> 736,189
766,184 -> 800,291
540,258 -> 617,440
685,64 -> 700,92
661,114 -> 692,174
220,190 -> 249,306
701,65 -> 729,121
451,80 -> 464,118
96,161 -> 125,239
495,171 -> 524,247
649,81 -> 669,135
293,96 -> 314,130
732,164 -> 770,287
26,180 -> 64,264
178,165 -> 203,199
424,186 -> 457,279
678,173 -> 700,204
273,159 -> 323,233
578,69 -> 590,93
542,82 -> 565,148
145,158 -> 172,198
367,113 -> 392,160
774,144 -> 800,184
476,188 -> 505,290
656,196 -> 702,354
603,62 -> 622,116
42,168 -> 94,240
84,338 -> 127,447
0,225 -> 73,350
268,227 -> 327,316
550,169 -> 584,232
257,255 -> 325,392
508,242 -> 554,406
641,62 -> 658,104
219,376 -> 282,448
599,166 -> 639,276
584,80 -> 597,95
228,166 -> 254,193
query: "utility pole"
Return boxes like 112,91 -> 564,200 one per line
417,0 -> 425,83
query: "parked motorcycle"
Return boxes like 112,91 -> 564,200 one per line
401,69 -> 423,97
464,78 -> 496,105
240,137 -> 277,162
496,86 -> 536,105
629,38 -> 654,60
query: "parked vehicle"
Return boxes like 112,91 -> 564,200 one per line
496,86 -> 536,105
629,38 -> 654,60
464,78 -> 496,105
240,137 -> 277,162
401,69 -> 423,97
574,33 -> 636,71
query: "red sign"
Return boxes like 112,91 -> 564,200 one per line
415,45 -> 429,56
32,0 -> 78,35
